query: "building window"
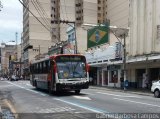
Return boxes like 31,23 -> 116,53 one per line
98,0 -> 101,4
76,3 -> 81,7
98,13 -> 101,17
98,7 -> 101,10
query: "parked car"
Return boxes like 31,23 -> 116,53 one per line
10,75 -> 19,81
151,80 -> 160,98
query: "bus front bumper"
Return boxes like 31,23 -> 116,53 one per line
56,82 -> 89,91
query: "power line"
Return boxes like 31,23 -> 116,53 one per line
63,0 -> 68,20
18,0 -> 50,32
59,0 -> 65,20
34,0 -> 51,26
36,0 -> 49,19
31,0 -> 50,29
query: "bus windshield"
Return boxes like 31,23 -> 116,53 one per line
56,61 -> 87,79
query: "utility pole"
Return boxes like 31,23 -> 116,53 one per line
15,32 -> 18,61
38,45 -> 40,59
123,34 -> 127,90
51,20 -> 77,54
15,32 -> 18,76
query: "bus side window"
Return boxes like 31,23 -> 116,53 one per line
43,61 -> 46,73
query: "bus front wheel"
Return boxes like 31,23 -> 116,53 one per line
75,90 -> 80,94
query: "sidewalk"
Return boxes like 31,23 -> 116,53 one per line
89,85 -> 153,96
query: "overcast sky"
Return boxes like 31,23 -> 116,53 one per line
0,0 -> 22,45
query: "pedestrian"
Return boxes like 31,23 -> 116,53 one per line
113,75 -> 117,88
142,73 -> 146,88
144,74 -> 149,89
120,77 -> 124,89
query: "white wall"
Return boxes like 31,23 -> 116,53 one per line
106,0 -> 129,28
129,0 -> 160,56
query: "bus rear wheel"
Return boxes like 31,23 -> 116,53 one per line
75,90 -> 80,94
35,81 -> 38,89
48,82 -> 52,94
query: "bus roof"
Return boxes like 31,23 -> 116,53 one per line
49,54 -> 85,59
30,54 -> 85,64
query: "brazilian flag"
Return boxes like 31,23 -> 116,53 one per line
87,25 -> 109,49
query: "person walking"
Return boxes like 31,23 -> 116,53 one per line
113,74 -> 117,88
144,74 -> 149,89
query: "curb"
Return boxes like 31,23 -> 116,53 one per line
89,86 -> 153,96
3,99 -> 18,119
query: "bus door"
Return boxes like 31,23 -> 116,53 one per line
50,60 -> 56,90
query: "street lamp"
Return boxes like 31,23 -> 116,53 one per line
109,26 -> 129,90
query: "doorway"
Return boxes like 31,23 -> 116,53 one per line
136,69 -> 145,88
103,70 -> 108,85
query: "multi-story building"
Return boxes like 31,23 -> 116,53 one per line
127,0 -> 160,89
50,0 -> 107,54
22,0 -> 53,79
84,0 -> 130,87
0,43 -> 16,75
85,0 -> 160,90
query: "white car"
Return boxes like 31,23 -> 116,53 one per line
151,80 -> 160,98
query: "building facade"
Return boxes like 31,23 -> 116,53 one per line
22,0 -> 53,79
86,0 -> 160,90
126,0 -> 160,89
84,0 -> 129,87
0,43 -> 16,76
50,0 -> 107,54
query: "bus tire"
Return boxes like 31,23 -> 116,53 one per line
35,81 -> 38,89
75,90 -> 80,95
48,83 -> 52,94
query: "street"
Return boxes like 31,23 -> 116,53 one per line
0,80 -> 160,119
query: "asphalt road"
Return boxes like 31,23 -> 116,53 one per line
0,80 -> 160,119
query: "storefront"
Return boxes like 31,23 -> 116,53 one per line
89,67 -> 97,85
127,57 -> 160,89
92,64 -> 122,87
107,65 -> 122,88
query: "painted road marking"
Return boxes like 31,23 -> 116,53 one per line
54,98 -> 107,113
73,96 -> 91,100
26,83 -> 31,86
114,98 -> 160,108
82,92 -> 95,95
37,106 -> 75,113
97,92 -> 142,98
7,81 -> 47,96
6,81 -> 118,118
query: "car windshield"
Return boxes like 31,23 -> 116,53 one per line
56,61 -> 86,79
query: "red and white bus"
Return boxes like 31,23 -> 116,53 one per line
30,54 -> 89,94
